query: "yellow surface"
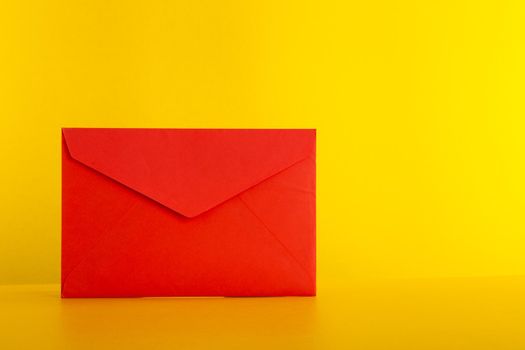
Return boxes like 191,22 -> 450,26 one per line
1,0 -> 525,347
1,278 -> 525,349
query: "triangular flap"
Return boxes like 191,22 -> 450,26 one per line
62,128 -> 315,217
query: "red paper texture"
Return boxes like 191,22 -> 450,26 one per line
62,128 -> 316,297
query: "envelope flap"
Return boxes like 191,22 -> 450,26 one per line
62,128 -> 315,218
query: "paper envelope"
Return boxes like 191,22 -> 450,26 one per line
61,128 -> 316,297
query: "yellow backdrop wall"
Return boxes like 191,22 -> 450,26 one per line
1,0 -> 525,286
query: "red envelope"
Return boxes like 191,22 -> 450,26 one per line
61,128 -> 316,297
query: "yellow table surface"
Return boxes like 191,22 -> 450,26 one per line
1,277 -> 524,349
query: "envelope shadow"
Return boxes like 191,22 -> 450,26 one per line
60,296 -> 318,348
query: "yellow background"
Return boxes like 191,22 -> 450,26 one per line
1,1 -> 525,348
2,0 -> 525,286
